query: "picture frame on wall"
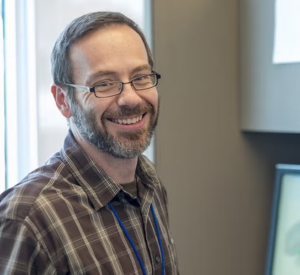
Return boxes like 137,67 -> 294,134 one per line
265,164 -> 300,275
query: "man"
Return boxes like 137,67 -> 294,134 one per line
0,11 -> 179,274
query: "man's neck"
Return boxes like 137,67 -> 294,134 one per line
90,149 -> 138,184
72,128 -> 138,184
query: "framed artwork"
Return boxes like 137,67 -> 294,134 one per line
265,164 -> 300,275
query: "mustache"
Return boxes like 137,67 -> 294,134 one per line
103,103 -> 154,118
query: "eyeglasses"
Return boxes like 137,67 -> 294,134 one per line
64,72 -> 161,98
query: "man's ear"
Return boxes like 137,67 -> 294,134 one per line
51,85 -> 72,118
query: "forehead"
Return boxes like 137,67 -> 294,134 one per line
68,24 -> 149,81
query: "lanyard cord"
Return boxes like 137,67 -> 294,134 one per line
108,202 -> 165,275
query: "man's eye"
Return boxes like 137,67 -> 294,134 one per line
135,75 -> 149,82
94,82 -> 118,92
98,82 -> 112,87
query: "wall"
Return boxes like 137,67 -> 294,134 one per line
153,0 -> 300,274
240,0 -> 300,133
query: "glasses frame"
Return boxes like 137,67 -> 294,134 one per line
64,72 -> 161,98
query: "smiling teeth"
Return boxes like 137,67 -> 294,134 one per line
114,116 -> 142,125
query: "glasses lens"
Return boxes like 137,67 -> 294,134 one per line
133,74 -> 157,90
94,82 -> 120,97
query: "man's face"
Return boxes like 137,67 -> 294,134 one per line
68,24 -> 159,159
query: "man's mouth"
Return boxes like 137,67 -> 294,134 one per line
108,114 -> 144,125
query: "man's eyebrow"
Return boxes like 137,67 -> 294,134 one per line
131,64 -> 152,74
86,64 -> 152,84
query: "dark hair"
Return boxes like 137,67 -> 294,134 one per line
50,11 -> 154,103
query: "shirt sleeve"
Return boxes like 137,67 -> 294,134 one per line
0,218 -> 55,275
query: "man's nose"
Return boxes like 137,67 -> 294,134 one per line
116,82 -> 142,108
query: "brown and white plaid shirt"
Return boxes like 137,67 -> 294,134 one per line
0,131 -> 179,274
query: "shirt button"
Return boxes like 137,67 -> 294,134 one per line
155,255 -> 161,264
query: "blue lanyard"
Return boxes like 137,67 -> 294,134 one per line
108,203 -> 165,275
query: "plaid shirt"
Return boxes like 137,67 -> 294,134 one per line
0,131 -> 179,274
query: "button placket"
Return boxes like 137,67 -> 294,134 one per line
155,254 -> 161,264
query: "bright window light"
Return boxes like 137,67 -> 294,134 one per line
1,0 -> 153,191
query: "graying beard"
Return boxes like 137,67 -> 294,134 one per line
70,103 -> 156,159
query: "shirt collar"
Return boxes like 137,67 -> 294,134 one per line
61,130 -> 159,210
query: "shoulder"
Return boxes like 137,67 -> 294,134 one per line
0,152 -> 75,223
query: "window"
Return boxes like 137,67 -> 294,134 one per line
0,0 -> 5,193
3,0 -> 38,190
1,0 -> 153,191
